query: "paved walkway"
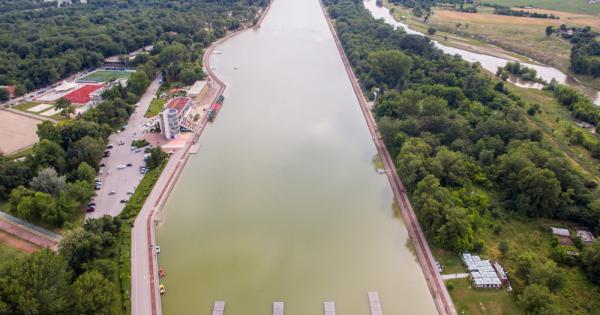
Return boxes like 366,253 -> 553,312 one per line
319,1 -> 457,314
0,210 -> 61,251
441,273 -> 469,280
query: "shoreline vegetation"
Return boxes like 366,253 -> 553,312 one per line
380,0 -> 600,91
325,0 -> 600,314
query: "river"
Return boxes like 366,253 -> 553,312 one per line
156,0 -> 437,313
363,0 -> 600,105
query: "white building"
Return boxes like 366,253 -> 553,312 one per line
158,97 -> 192,139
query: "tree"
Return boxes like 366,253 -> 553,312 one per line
0,88 -> 9,101
30,167 -> 66,195
518,284 -> 564,315
70,162 -> 96,183
499,240 -> 509,256
60,102 -> 75,118
437,206 -> 474,251
72,271 -> 117,315
545,26 -> 554,36
0,250 -> 72,314
582,241 -> 600,284
515,167 -> 561,217
29,139 -> 66,172
0,160 -> 32,199
67,136 -> 105,170
146,146 -> 166,169
427,27 -> 437,35
367,49 -> 412,89
127,71 -> 150,96
54,97 -> 73,118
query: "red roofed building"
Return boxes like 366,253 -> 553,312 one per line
0,85 -> 16,99
166,97 -> 192,116
63,84 -> 104,104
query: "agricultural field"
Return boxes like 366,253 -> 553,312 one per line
78,70 -> 133,83
483,0 -> 600,15
0,110 -> 42,155
383,1 -> 600,88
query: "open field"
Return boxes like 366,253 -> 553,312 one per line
428,9 -> 574,71
0,238 -> 27,270
79,69 -> 132,83
447,278 -> 520,315
0,110 -> 41,155
482,0 -> 600,15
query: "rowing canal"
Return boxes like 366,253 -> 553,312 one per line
155,0 -> 437,313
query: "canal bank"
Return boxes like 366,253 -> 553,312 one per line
156,0 -> 437,313
318,1 -> 455,314
130,5 -> 273,314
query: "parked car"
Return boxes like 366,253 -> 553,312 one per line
107,144 -> 114,149
117,165 -> 126,169
120,199 -> 128,204
86,204 -> 96,212
127,190 -> 135,195
126,163 -> 133,167
109,191 -> 116,195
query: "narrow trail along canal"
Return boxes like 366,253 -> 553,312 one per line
156,0 -> 437,313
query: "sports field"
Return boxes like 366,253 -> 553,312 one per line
79,70 -> 132,83
0,110 -> 41,155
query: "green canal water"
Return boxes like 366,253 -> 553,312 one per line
156,0 -> 437,313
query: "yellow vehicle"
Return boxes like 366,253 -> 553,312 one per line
159,284 -> 166,294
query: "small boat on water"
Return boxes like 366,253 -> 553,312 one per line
159,268 -> 166,278
159,284 -> 166,294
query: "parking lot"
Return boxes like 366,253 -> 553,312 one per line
87,77 -> 161,219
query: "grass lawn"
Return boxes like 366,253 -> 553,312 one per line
7,146 -> 34,160
79,70 -> 132,83
447,277 -> 521,315
145,98 -> 166,117
0,242 -> 25,269
14,101 -> 41,112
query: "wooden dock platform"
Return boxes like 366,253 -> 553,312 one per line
368,292 -> 383,315
324,301 -> 336,315
273,302 -> 284,315
212,301 -> 225,315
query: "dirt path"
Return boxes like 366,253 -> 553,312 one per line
319,1 -> 456,314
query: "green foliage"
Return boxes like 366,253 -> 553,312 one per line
582,241 -> 600,285
518,284 -> 564,315
0,250 -> 72,314
0,0 -> 262,90
72,271 -> 118,315
146,146 -> 167,170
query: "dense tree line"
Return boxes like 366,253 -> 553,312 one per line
0,0 -> 265,91
0,217 -> 121,314
324,0 -> 600,310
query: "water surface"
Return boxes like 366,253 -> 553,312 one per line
157,0 -> 436,313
